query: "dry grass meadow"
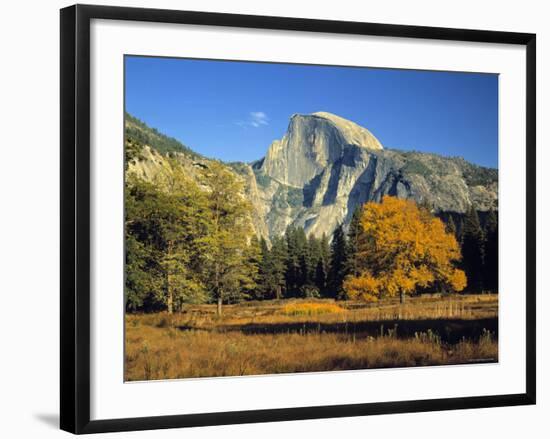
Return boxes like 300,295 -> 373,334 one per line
125,294 -> 498,381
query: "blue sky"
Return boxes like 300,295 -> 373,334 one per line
125,56 -> 498,168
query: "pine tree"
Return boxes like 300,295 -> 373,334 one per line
328,224 -> 348,298
257,236 -> 287,300
314,260 -> 327,294
304,234 -> 322,297
320,233 -> 330,265
296,227 -> 309,288
347,206 -> 364,277
483,209 -> 498,293
256,237 -> 271,299
270,236 -> 288,299
461,206 -> 485,293
318,233 -> 330,295
308,235 -> 321,279
285,226 -> 300,295
445,215 -> 457,237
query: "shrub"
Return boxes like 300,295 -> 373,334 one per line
299,285 -> 320,299
281,302 -> 344,316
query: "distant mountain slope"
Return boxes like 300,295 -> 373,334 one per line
125,113 -> 203,158
125,112 -> 497,241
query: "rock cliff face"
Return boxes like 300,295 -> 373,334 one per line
262,112 -> 382,188
126,112 -> 498,242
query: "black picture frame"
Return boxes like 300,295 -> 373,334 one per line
60,4 -> 536,434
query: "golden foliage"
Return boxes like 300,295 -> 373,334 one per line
344,196 -> 467,301
449,269 -> 467,292
343,274 -> 380,302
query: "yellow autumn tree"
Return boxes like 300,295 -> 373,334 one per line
343,196 -> 467,303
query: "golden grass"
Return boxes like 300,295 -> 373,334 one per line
128,294 -> 497,329
125,294 -> 498,381
281,301 -> 344,316
125,327 -> 497,381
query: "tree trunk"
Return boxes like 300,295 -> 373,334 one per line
166,241 -> 173,314
217,296 -> 223,316
399,290 -> 404,304
276,286 -> 281,300
167,273 -> 173,314
167,294 -> 173,314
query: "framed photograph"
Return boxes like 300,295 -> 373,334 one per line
60,4 -> 536,434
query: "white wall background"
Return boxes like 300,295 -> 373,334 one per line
0,0 -> 546,437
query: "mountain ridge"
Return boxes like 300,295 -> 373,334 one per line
125,112 -> 497,241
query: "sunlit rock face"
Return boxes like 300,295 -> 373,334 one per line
261,112 -> 383,188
